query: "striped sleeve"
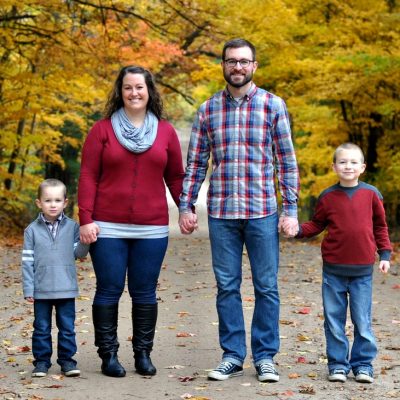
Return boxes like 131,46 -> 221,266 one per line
21,229 -> 35,298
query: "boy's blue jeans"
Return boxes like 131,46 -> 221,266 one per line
322,271 -> 377,375
32,298 -> 77,368
208,214 -> 280,366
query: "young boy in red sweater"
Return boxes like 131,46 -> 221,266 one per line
294,143 -> 391,384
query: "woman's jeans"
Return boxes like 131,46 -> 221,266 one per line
208,214 -> 280,366
32,298 -> 77,368
322,271 -> 377,375
89,237 -> 168,305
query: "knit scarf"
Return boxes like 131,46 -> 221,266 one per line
111,108 -> 158,153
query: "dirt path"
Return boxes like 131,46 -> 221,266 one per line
0,232 -> 399,400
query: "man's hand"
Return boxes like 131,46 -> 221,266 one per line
278,216 -> 299,238
80,222 -> 100,244
179,212 -> 198,235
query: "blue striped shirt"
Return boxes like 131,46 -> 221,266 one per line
179,84 -> 299,219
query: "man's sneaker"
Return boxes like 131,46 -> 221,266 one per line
61,361 -> 81,377
208,361 -> 243,381
32,363 -> 48,378
355,370 -> 374,383
328,369 -> 347,382
256,362 -> 280,382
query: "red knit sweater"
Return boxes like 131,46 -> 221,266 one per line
297,182 -> 392,276
78,119 -> 184,226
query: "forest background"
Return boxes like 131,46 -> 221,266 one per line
1,0 -> 399,238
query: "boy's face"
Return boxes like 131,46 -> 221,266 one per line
35,186 -> 68,222
332,148 -> 366,187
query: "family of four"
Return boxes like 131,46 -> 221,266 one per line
22,38 -> 392,386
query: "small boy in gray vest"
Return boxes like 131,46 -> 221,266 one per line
22,179 -> 89,378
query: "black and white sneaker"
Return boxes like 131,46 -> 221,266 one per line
355,370 -> 374,383
208,361 -> 244,381
328,369 -> 347,382
256,362 -> 280,382
32,363 -> 48,378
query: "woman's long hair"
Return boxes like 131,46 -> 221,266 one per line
103,66 -> 164,120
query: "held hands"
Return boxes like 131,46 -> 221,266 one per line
379,260 -> 390,274
278,216 -> 299,238
179,212 -> 198,235
80,222 -> 100,244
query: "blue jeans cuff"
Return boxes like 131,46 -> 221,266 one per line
222,357 -> 243,367
254,358 -> 274,367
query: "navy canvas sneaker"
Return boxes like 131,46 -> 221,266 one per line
32,362 -> 48,378
355,370 -> 374,383
256,362 -> 280,382
208,361 -> 243,381
61,361 -> 81,377
328,369 -> 347,382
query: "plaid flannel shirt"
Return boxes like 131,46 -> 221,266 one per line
179,84 -> 299,219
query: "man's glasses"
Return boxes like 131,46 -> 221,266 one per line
224,59 -> 254,68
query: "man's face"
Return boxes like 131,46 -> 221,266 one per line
222,46 -> 257,88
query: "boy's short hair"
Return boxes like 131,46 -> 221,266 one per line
38,179 -> 67,199
333,143 -> 365,163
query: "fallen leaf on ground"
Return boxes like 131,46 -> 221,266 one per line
177,332 -> 196,337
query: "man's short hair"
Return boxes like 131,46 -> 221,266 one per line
222,38 -> 256,61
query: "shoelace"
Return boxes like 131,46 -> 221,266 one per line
215,361 -> 235,373
332,369 -> 346,375
258,363 -> 276,375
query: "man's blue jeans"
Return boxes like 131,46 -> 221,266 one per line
32,298 -> 77,368
322,271 -> 377,375
208,214 -> 280,366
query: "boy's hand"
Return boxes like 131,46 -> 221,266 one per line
379,260 -> 390,274
25,297 -> 34,303
278,216 -> 299,238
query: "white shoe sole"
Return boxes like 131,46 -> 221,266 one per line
328,374 -> 347,382
64,369 -> 81,377
208,370 -> 244,380
355,374 -> 373,383
258,373 -> 280,382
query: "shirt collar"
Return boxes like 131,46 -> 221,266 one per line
224,82 -> 257,102
40,212 -> 64,225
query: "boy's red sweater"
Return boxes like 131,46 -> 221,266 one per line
298,182 -> 392,276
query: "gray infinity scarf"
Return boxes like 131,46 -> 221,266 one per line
111,108 -> 158,153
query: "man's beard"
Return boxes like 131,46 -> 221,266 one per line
224,70 -> 253,88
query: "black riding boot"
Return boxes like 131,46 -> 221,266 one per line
92,304 -> 126,377
132,303 -> 158,376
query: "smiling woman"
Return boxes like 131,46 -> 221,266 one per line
77,65 -> 185,379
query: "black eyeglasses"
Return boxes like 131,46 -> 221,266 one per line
224,59 -> 254,68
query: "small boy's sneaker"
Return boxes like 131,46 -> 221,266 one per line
61,361 -> 81,377
256,362 -> 280,382
208,361 -> 243,380
355,370 -> 374,383
32,363 -> 48,378
328,369 -> 347,382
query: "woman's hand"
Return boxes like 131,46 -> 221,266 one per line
80,222 -> 100,244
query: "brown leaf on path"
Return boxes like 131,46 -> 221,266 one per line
178,375 -> 196,382
296,356 -> 307,363
299,384 -> 316,394
288,373 -> 301,379
392,284 -> 400,289
176,332 -> 196,337
295,307 -> 311,314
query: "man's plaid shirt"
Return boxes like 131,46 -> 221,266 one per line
179,84 -> 299,219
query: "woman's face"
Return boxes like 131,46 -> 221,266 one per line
121,73 -> 149,116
